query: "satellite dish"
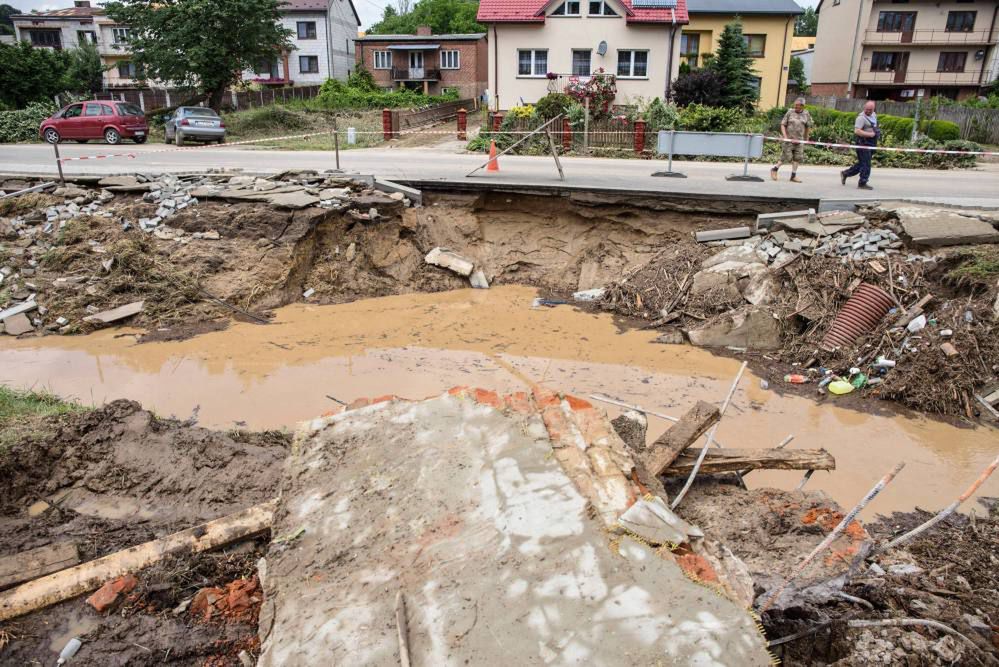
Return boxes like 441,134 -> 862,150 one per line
597,41 -> 608,56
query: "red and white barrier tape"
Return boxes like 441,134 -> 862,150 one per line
768,135 -> 999,157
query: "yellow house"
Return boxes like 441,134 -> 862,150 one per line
682,0 -> 804,109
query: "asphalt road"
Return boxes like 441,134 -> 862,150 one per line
2,142 -> 998,205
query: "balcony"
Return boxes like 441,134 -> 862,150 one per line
391,67 -> 440,81
856,69 -> 993,86
863,29 -> 998,46
544,72 -> 617,95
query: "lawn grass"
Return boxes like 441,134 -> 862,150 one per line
947,247 -> 999,283
0,386 -> 86,453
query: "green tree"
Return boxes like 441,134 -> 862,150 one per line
0,4 -> 19,36
66,42 -> 106,97
105,0 -> 293,110
788,55 -> 808,93
795,7 -> 817,37
0,41 -> 71,108
368,0 -> 484,35
708,20 -> 758,111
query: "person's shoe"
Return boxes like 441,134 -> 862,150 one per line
790,174 -> 802,183
770,167 -> 779,181
840,170 -> 847,185
858,183 -> 873,190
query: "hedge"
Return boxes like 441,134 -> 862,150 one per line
0,102 -> 56,143
803,105 -> 960,143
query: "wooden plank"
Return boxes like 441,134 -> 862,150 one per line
643,401 -> 720,476
0,500 -> 276,622
0,543 -> 80,590
665,448 -> 835,475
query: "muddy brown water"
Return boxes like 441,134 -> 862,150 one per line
2,285 -> 996,515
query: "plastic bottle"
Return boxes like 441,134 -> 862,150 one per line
784,374 -> 809,384
57,638 -> 82,665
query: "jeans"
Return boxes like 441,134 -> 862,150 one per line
843,142 -> 873,184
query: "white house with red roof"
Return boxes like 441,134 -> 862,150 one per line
477,0 -> 689,110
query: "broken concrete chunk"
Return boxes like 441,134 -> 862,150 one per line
344,243 -> 356,262
2,312 -> 33,335
303,288 -> 316,299
425,247 -> 474,277
469,270 -> 489,289
611,410 -> 648,453
701,245 -> 767,269
614,497 -> 701,547
572,288 -> 605,302
686,307 -> 782,350
83,301 -> 144,325
0,299 -> 38,322
695,227 -> 751,243
900,211 -> 999,248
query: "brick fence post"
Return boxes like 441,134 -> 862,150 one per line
457,108 -> 467,140
492,112 -> 504,132
382,108 -> 394,141
562,117 -> 572,152
634,120 -> 646,155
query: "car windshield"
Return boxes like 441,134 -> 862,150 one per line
115,103 -> 144,116
183,108 -> 218,118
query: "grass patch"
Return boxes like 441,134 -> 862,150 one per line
0,386 -> 86,453
0,192 -> 58,217
947,247 -> 999,283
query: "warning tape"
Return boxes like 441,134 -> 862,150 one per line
767,135 -> 999,157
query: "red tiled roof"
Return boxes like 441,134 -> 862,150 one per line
477,0 -> 688,24
12,6 -> 104,18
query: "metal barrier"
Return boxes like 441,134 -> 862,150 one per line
653,131 -> 765,182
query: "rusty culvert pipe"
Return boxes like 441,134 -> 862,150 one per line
820,283 -> 895,352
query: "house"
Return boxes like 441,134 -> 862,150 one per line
811,0 -> 999,101
476,0 -> 690,111
792,46 -> 814,84
681,0 -> 803,109
355,27 -> 488,98
245,0 -> 361,86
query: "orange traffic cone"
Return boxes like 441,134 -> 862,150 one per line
487,140 -> 500,172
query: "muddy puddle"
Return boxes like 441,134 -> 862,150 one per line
2,285 -> 996,514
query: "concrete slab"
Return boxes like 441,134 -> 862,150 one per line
899,210 -> 999,247
1,312 -> 33,336
258,391 -> 768,666
82,300 -> 144,325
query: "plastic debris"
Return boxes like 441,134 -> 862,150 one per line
829,380 -> 855,395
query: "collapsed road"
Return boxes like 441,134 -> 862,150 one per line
1,171 -> 998,665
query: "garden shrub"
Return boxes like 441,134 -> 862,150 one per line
678,104 -> 744,132
313,78 -> 458,110
643,97 -> 680,133
0,101 -> 56,143
535,93 -> 573,120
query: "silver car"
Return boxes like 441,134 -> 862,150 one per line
164,107 -> 226,145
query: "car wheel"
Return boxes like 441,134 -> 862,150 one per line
175,131 -> 184,146
75,139 -> 89,144
133,136 -> 147,144
104,128 -> 121,145
43,128 -> 61,144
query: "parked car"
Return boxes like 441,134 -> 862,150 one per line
40,101 -> 148,145
164,107 -> 226,145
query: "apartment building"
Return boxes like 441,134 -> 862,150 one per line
682,0 -> 803,109
812,0 -> 999,100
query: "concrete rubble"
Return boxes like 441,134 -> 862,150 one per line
258,387 -> 769,665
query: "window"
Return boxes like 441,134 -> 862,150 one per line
441,49 -> 460,69
876,11 -> 916,32
255,59 -> 275,75
749,76 -> 762,96
62,104 -> 83,119
588,1 -> 617,16
937,52 -> 967,72
28,30 -> 61,47
945,11 -> 976,32
551,1 -> 580,16
617,50 -> 648,78
299,55 -> 319,73
77,30 -> 97,45
101,104 -> 114,115
116,103 -> 143,116
111,27 -> 132,45
572,49 -> 591,76
517,49 -> 547,76
373,50 -> 392,69
117,61 -> 137,78
297,21 -> 317,39
680,33 -> 700,65
85,104 -> 103,116
743,34 -> 766,57
870,51 -> 902,71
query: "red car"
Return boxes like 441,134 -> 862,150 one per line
40,101 -> 149,145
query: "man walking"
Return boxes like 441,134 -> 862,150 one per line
841,101 -> 879,190
771,97 -> 812,183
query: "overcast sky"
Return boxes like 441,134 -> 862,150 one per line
10,0 -> 819,31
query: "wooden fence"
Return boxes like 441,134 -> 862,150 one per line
78,85 -> 324,113
804,95 -> 999,144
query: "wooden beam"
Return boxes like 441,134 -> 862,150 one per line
643,401 -> 720,476
0,500 -> 276,622
665,448 -> 835,475
0,543 -> 80,591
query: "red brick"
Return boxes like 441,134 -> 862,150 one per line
86,573 -> 138,613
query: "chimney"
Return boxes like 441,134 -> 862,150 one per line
416,25 -> 432,36
74,1 -> 91,7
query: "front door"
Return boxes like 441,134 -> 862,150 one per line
409,51 -> 424,80
894,52 -> 909,83
59,103 -> 85,139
